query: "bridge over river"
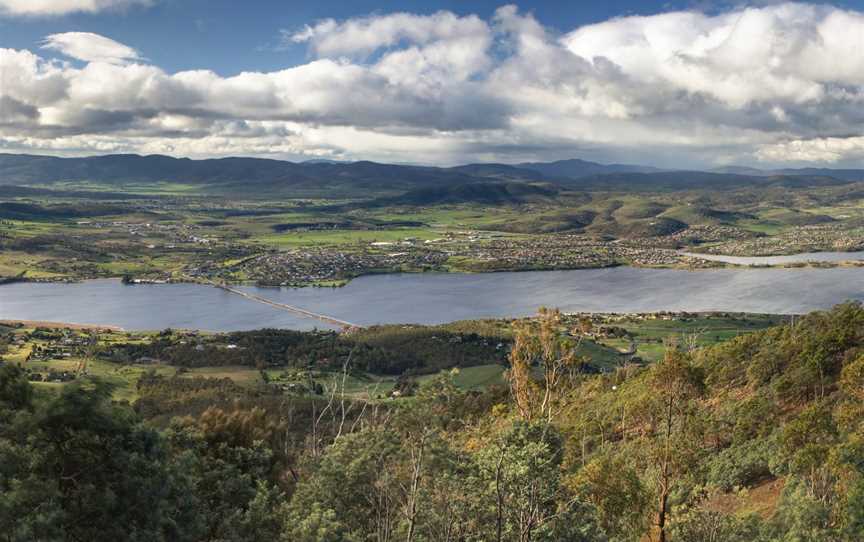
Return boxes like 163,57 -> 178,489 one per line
210,282 -> 361,330
4,267 -> 864,332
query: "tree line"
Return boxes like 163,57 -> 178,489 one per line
2,303 -> 864,540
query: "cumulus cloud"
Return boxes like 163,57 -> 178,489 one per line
288,10 -> 490,59
756,136 -> 864,163
0,0 -> 152,17
561,4 -> 864,108
42,32 -> 142,64
5,3 -> 864,165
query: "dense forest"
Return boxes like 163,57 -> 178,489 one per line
2,304 -> 864,541
99,323 -> 509,375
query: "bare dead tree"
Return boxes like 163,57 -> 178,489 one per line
401,428 -> 432,542
494,446 -> 506,542
681,327 -> 707,353
509,308 -> 584,424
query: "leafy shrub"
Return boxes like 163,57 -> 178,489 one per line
706,438 -> 774,491
670,510 -> 763,542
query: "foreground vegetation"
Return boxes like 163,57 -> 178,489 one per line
2,304 -> 864,540
0,312 -> 780,400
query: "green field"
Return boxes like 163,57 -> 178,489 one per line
1,312 -> 787,402
255,227 -> 442,247
5,175 -> 864,286
590,314 -> 787,361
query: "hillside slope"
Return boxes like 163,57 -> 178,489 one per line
3,153 -> 860,197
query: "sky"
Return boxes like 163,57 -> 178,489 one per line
3,0 -> 864,167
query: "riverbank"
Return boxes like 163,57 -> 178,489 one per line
0,319 -> 123,331
5,251 -> 864,294
11,250 -> 864,290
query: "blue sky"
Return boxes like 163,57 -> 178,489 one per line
3,1 -> 864,167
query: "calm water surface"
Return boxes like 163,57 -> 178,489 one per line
681,250 -> 864,266
1,267 -> 863,331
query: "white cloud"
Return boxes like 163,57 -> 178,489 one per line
288,10 -> 490,58
756,136 -> 864,163
42,32 -> 142,64
0,0 -> 151,17
5,3 -> 864,165
560,4 -> 853,108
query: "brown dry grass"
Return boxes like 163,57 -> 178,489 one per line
703,477 -> 785,519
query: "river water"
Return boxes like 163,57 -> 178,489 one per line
680,250 -> 864,266
2,265 -> 864,331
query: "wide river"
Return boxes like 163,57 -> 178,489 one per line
680,250 -> 864,266
1,265 -> 864,331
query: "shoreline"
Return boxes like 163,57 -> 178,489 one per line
0,310 -> 795,333
0,319 -> 124,331
4,254 -> 864,291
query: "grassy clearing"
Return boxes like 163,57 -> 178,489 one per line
185,365 -> 263,385
737,221 -> 785,235
44,181 -> 206,195
447,364 -> 505,389
594,314 -> 786,361
255,227 -> 442,248
320,372 -> 396,398
576,340 -> 628,369
28,358 -> 176,402
0,251 -> 66,278
371,206 -> 521,228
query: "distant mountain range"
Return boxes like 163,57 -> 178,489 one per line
1,152 -> 862,199
517,158 -> 662,178
710,165 -> 864,181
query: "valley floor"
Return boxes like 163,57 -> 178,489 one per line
4,180 -> 864,287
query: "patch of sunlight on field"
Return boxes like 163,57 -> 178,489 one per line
256,227 -> 441,247
45,181 -> 205,195
185,366 -> 263,385
417,364 -> 506,390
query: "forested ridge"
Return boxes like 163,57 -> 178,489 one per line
2,304 -> 864,541
99,324 -> 508,375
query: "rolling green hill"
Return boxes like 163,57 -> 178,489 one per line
2,153 -> 858,199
